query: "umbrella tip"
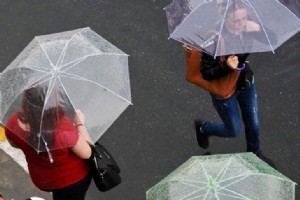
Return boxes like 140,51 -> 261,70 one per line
208,176 -> 217,189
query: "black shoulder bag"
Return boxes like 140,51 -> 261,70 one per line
89,142 -> 121,192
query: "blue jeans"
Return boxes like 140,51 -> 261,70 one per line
202,79 -> 260,153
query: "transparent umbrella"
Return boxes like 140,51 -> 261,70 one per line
164,0 -> 300,57
279,0 -> 300,18
0,27 -> 131,153
147,153 -> 296,200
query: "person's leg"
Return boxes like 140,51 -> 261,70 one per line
237,80 -> 276,168
201,92 -> 242,138
52,174 -> 92,200
237,80 -> 260,153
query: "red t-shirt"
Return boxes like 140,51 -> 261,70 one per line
5,114 -> 90,191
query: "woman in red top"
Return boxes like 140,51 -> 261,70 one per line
5,86 -> 93,200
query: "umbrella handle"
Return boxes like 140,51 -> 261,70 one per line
235,63 -> 246,71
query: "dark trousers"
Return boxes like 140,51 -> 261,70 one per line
52,174 -> 92,200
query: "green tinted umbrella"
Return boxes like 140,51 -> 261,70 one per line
147,153 -> 296,200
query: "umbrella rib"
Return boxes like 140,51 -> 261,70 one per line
56,28 -> 89,68
203,187 -> 211,200
199,162 -> 210,180
60,57 -> 87,72
221,172 -> 296,184
168,0 -> 209,40
60,53 -> 128,70
59,71 -> 131,104
215,190 -> 250,200
181,194 -> 208,200
38,77 -> 55,137
215,157 -> 233,182
177,180 -> 208,188
0,68 -> 53,117
243,0 -> 274,53
217,173 -> 251,186
177,179 -> 208,185
216,187 -> 252,200
8,65 -> 52,86
19,65 -> 50,73
35,28 -> 87,70
55,76 -> 78,119
177,169 -> 292,200
0,75 -> 53,128
198,161 -> 216,200
35,37 -> 55,68
178,186 -> 209,200
218,173 -> 252,183
55,38 -> 70,68
277,0 -> 300,19
214,0 -> 232,58
35,77 -> 58,162
57,28 -> 127,71
29,76 -> 54,89
216,170 -> 293,187
209,192 -> 220,200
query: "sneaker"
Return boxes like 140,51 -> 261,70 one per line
256,151 -> 276,169
194,119 -> 209,149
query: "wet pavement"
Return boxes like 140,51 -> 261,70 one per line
0,147 -> 52,200
0,1 -> 299,200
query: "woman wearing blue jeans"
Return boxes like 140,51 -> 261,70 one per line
203,80 -> 260,151
193,51 -> 274,166
186,1 -> 276,167
203,75 -> 259,153
193,50 -> 260,150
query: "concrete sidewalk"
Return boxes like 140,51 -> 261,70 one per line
0,141 -> 51,200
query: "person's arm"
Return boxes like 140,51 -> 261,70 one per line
72,134 -> 92,159
245,20 -> 277,45
71,109 -> 93,159
183,44 -> 236,81
73,109 -> 93,143
201,52 -> 233,80
0,193 -> 5,200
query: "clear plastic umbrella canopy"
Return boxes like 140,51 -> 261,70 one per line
279,0 -> 300,18
0,27 -> 131,152
147,153 -> 296,200
164,0 -> 300,57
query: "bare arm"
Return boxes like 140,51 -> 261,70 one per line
71,109 -> 93,159
245,20 -> 277,44
0,192 -> 6,200
72,134 -> 92,159
73,109 -> 93,143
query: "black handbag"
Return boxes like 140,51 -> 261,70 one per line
89,142 -> 121,192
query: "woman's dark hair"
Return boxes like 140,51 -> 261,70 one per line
227,0 -> 247,14
17,86 -> 64,151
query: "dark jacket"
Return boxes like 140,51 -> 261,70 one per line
199,22 -> 277,90
201,52 -> 253,90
